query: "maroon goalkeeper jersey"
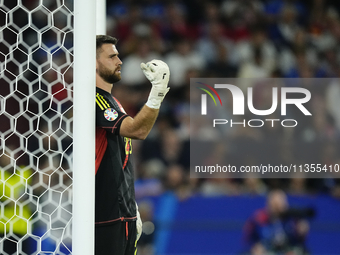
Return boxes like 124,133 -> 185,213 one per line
95,87 -> 137,225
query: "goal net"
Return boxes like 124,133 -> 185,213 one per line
1,0 -> 74,254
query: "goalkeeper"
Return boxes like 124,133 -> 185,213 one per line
95,35 -> 170,255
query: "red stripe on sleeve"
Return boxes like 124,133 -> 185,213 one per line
95,127 -> 107,174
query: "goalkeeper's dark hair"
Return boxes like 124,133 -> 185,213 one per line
96,35 -> 118,57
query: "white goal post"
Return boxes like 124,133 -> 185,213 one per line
0,0 -> 107,254
73,0 -> 96,254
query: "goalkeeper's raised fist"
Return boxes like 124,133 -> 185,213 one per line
141,59 -> 170,89
141,59 -> 170,109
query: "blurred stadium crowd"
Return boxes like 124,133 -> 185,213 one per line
1,0 -> 340,254
104,0 -> 340,200
2,0 -> 339,201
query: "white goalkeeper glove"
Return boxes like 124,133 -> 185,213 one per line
136,203 -> 143,241
141,59 -> 170,109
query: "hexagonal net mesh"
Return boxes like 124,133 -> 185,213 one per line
1,0 -> 73,254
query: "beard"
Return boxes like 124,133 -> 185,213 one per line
97,62 -> 121,84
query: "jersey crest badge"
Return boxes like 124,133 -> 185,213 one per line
104,108 -> 118,121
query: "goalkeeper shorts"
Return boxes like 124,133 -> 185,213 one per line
95,220 -> 137,255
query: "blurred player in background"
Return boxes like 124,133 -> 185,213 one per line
95,35 -> 170,255
243,189 -> 312,255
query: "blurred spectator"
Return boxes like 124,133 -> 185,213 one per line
121,34 -> 162,86
269,3 -> 302,47
237,47 -> 271,82
159,129 -> 184,166
236,27 -> 277,79
243,190 -> 312,255
278,28 -> 318,75
242,177 -> 268,195
108,3 -> 139,43
221,0 -> 264,27
288,177 -> 308,195
165,37 -> 205,87
325,74 -> 340,130
163,164 -> 186,196
264,0 -> 307,24
161,2 -> 199,41
308,2 -> 338,53
196,21 -> 238,66
200,177 -> 239,196
284,50 -> 318,78
204,42 -> 238,78
135,159 -> 165,199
